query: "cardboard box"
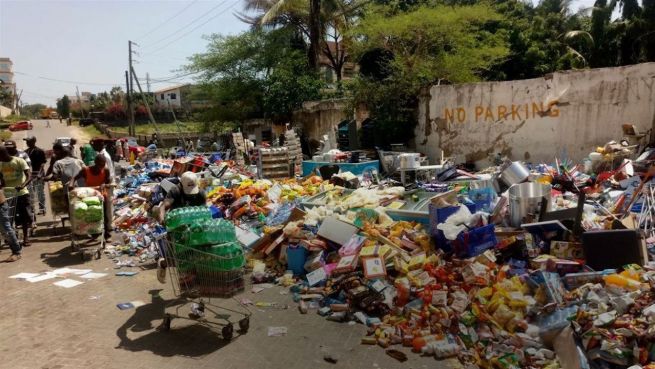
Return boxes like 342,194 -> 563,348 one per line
317,217 -> 358,245
550,241 -> 583,260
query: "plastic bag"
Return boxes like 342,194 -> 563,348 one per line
83,196 -> 102,206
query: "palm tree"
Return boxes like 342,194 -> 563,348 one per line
238,0 -> 364,80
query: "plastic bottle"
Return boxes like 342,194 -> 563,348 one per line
603,274 -> 646,291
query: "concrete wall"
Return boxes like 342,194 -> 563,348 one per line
0,105 -> 11,118
414,63 -> 655,167
294,99 -> 349,141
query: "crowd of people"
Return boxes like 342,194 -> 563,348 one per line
0,136 -> 116,263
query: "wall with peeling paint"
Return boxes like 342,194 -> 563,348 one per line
414,63 -> 655,167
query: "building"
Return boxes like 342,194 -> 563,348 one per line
70,91 -> 92,111
0,57 -> 17,110
318,42 -> 357,86
153,84 -> 209,112
154,84 -> 187,109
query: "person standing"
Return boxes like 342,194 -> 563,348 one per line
0,170 -> 22,262
70,154 -> 112,238
4,140 -> 31,168
46,120 -> 51,128
70,138 -> 78,158
24,136 -> 47,215
0,144 -> 32,248
90,138 -> 114,238
80,142 -> 96,166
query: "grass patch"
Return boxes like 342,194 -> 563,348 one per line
0,131 -> 11,140
109,121 -> 204,135
0,115 -> 29,123
79,124 -> 105,138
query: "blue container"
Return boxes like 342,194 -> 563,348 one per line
452,224 -> 497,258
286,246 -> 308,276
209,205 -> 224,219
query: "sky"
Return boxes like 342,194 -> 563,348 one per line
0,0 -> 250,106
1,0 -> 596,107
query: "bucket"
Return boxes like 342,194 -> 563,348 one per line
508,182 -> 551,227
500,161 -> 530,186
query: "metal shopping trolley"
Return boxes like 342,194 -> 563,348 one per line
0,187 -> 19,249
30,174 -> 47,216
158,233 -> 251,340
68,187 -> 105,261
48,181 -> 69,233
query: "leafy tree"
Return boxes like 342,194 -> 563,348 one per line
56,95 -> 71,118
0,88 -> 13,108
21,103 -> 47,118
109,86 -> 124,104
240,0 -> 364,81
348,3 -> 509,146
187,28 -> 323,124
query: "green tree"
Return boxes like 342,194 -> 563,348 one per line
21,103 -> 47,118
56,95 -> 71,118
187,28 -> 323,124
240,0 -> 364,81
0,88 -> 13,108
348,3 -> 509,146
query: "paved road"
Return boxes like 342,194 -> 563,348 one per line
0,120 -> 455,369
11,119 -> 92,153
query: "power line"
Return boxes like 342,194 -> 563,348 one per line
141,0 -> 232,52
14,71 -> 119,86
143,1 -> 240,55
148,71 -> 199,82
136,0 -> 200,41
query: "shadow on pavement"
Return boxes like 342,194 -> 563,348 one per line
116,290 -> 231,357
40,246 -> 88,268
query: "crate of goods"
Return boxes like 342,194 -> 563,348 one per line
258,147 -> 291,180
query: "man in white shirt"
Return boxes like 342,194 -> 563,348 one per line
90,138 -> 114,177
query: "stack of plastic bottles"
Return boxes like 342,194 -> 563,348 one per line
165,206 -> 212,231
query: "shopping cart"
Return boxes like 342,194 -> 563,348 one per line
158,234 -> 251,340
30,174 -> 47,216
0,187 -> 19,249
68,187 -> 105,261
48,180 -> 70,233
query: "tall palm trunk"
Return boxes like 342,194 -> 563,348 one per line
309,0 -> 321,71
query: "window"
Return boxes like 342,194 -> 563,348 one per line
169,93 -> 177,100
160,93 -> 164,99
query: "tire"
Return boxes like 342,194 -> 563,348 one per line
222,324 -> 234,340
238,318 -> 250,333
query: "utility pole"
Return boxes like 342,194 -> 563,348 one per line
76,86 -> 85,118
128,40 -> 137,136
125,70 -> 131,132
131,66 -> 159,137
146,73 -> 151,93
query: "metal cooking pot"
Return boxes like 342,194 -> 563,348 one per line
500,161 -> 530,186
508,182 -> 551,227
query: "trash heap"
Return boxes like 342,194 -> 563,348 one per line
108,134 -> 655,368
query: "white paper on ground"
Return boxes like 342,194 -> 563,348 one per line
130,300 -> 146,307
53,279 -> 84,288
267,326 -> 288,337
26,273 -> 57,283
80,272 -> 108,279
51,268 -> 93,276
9,273 -> 40,279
